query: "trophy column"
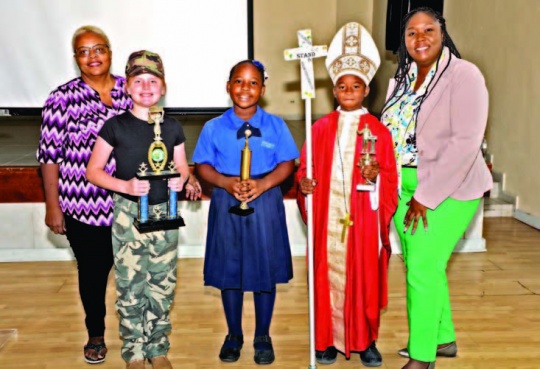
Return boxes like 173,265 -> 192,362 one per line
133,106 -> 186,233
229,129 -> 255,216
356,122 -> 377,192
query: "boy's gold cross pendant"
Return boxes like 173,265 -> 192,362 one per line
339,213 -> 353,243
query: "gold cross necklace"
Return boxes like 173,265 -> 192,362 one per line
336,120 -> 353,243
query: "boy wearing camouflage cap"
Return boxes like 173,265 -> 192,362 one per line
87,50 -> 201,369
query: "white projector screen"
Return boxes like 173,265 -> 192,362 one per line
0,0 -> 252,113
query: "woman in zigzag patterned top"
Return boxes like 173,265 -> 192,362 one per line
36,25 -> 132,365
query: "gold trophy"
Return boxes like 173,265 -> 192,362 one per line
356,122 -> 377,192
229,129 -> 255,216
133,106 -> 185,232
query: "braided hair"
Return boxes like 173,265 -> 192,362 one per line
381,7 -> 461,117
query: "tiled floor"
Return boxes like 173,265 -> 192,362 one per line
0,115 -> 306,166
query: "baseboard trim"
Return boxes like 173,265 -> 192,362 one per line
0,237 -> 487,262
0,199 -> 486,262
177,242 -> 488,258
514,209 -> 540,230
0,244 -> 310,262
0,249 -> 74,262
454,237 -> 487,253
390,237 -> 487,255
176,243 -> 310,259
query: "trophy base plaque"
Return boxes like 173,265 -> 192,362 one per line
134,169 -> 184,232
357,183 -> 375,192
134,216 -> 185,234
228,205 -> 255,216
136,170 -> 178,181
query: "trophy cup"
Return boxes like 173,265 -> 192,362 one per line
356,122 -> 377,192
228,129 -> 255,216
133,106 -> 185,233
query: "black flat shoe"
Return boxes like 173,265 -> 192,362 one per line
359,341 -> 382,367
315,346 -> 337,364
253,335 -> 275,365
219,334 -> 244,362
398,342 -> 457,358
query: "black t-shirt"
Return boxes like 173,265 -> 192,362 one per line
99,111 -> 185,204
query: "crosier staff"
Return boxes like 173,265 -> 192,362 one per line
284,29 -> 327,369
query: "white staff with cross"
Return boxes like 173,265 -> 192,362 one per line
284,29 -> 327,369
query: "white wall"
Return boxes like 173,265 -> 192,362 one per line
0,200 -> 485,262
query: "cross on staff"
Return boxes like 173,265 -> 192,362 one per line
284,30 -> 328,99
284,29 -> 327,369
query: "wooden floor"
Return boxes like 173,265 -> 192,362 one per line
0,218 -> 539,369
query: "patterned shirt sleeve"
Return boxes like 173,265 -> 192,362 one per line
36,89 -> 68,164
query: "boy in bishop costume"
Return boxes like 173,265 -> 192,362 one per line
297,22 -> 398,367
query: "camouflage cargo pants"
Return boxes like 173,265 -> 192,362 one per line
112,194 -> 179,362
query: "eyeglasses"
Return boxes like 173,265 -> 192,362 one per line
74,44 -> 109,58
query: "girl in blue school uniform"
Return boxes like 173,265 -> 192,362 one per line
192,60 -> 299,365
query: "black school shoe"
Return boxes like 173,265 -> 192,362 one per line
219,334 -> 244,362
253,335 -> 275,365
359,341 -> 382,367
315,346 -> 338,364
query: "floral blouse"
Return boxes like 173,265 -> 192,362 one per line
381,48 -> 447,190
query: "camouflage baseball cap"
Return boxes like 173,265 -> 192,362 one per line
125,50 -> 165,78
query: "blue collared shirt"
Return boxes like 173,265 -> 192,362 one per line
193,107 -> 299,176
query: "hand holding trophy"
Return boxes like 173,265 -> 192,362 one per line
134,106 -> 186,232
356,122 -> 377,192
228,129 -> 255,216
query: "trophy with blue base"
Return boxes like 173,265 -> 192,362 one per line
133,106 -> 185,233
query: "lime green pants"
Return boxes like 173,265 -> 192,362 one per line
394,168 -> 480,362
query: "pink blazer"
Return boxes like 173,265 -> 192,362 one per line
386,52 -> 493,210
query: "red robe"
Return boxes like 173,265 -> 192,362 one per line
296,111 -> 398,356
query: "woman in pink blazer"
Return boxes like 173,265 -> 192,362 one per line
380,7 -> 492,369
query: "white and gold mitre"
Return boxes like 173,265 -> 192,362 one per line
325,22 -> 380,86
